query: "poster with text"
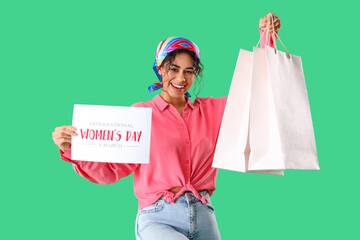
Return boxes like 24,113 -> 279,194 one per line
71,104 -> 152,163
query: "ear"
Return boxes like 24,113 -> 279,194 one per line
158,62 -> 170,76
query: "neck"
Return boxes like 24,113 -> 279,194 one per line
160,92 -> 187,109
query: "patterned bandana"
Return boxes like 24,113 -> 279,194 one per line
148,36 -> 201,97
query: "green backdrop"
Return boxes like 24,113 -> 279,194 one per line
1,0 -> 358,239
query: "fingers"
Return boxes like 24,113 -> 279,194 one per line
259,17 -> 267,29
55,125 -> 78,136
259,13 -> 281,33
64,127 -> 78,137
55,136 -> 72,144
52,132 -> 72,143
52,125 -> 78,151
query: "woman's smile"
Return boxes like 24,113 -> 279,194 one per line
170,82 -> 186,91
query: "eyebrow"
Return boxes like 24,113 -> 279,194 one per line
170,64 -> 195,70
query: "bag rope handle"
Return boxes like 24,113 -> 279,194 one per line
256,15 -> 291,59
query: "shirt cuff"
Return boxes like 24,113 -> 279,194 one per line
59,147 -> 83,166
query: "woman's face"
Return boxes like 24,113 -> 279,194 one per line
159,52 -> 196,101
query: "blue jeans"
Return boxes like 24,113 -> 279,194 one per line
135,190 -> 221,240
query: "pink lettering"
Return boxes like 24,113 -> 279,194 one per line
80,129 -> 89,139
126,131 -> 131,141
116,131 -> 122,141
137,131 -> 142,142
89,129 -> 95,140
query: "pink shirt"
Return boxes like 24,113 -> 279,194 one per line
60,95 -> 227,210
59,30 -> 274,210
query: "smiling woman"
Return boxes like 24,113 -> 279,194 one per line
158,48 -> 203,94
158,50 -> 200,116
52,13 -> 281,240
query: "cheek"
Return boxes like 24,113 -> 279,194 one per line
187,78 -> 195,88
161,74 -> 172,88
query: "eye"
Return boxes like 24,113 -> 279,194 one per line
171,68 -> 178,72
185,70 -> 194,74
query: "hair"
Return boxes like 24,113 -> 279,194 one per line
160,48 -> 204,97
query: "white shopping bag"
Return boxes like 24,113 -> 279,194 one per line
212,49 -> 283,175
214,16 -> 319,173
248,45 -> 319,171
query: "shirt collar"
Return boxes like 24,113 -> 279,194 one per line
153,95 -> 195,112
186,97 -> 195,110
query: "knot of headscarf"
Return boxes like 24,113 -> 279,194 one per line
148,36 -> 200,97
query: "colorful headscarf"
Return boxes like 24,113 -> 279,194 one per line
148,36 -> 201,97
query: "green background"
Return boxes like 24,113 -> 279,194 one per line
1,0 -> 358,239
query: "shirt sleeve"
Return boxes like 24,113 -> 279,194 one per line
58,101 -> 149,184
212,96 -> 228,117
259,28 -> 277,48
59,147 -> 139,184
199,96 -> 228,126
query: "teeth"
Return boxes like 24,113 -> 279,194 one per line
171,83 -> 185,89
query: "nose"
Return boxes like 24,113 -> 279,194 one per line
176,71 -> 186,82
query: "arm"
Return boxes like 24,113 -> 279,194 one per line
60,147 -> 139,185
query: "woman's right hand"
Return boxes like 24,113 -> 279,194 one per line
259,12 -> 281,34
52,126 -> 77,153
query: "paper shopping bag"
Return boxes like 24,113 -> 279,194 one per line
248,45 -> 319,171
212,49 -> 283,175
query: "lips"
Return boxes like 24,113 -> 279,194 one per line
171,83 -> 185,89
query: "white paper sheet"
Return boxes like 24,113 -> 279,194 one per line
71,104 -> 152,163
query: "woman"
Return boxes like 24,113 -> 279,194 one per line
52,13 -> 281,240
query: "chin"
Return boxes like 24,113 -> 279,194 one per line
169,92 -> 186,98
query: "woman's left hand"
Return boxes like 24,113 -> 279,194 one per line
259,13 -> 281,34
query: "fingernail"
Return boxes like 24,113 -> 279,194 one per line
73,132 -> 78,136
72,127 -> 76,131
